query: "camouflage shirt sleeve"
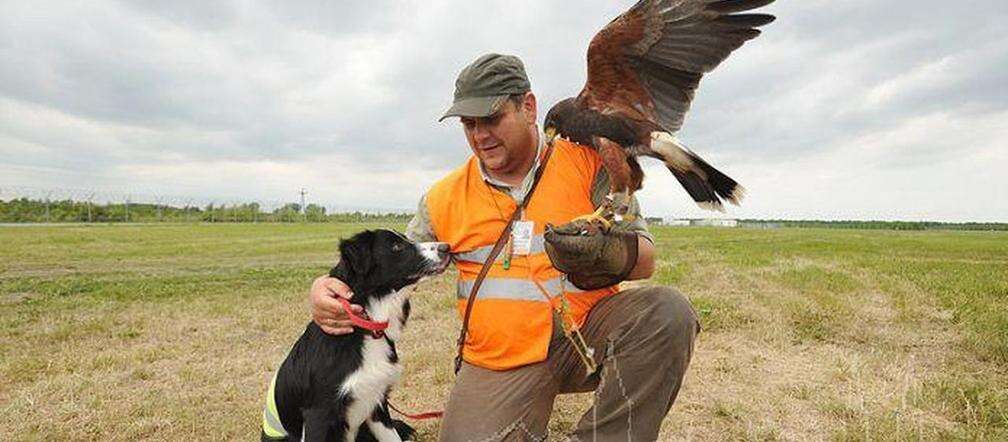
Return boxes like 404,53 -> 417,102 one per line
404,192 -> 437,243
590,168 -> 654,243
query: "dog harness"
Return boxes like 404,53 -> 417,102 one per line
261,370 -> 288,439
262,298 -> 393,438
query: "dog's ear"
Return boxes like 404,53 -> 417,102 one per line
336,231 -> 374,280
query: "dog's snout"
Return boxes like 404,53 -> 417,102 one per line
418,242 -> 451,262
416,242 -> 451,275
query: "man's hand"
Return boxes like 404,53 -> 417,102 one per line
309,275 -> 363,335
543,219 -> 640,290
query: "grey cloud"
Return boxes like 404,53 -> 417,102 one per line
113,0 -> 242,31
259,0 -> 409,36
677,0 -> 1008,172
1,0 -> 1005,220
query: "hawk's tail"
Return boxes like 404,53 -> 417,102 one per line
650,132 -> 745,212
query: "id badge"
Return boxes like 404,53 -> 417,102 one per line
511,220 -> 534,255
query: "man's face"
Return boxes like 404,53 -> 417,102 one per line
460,92 -> 538,177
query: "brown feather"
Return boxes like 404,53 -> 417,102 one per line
579,5 -> 655,122
594,136 -> 632,195
577,0 -> 775,132
551,0 -> 773,212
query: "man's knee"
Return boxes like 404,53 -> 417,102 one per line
634,286 -> 700,348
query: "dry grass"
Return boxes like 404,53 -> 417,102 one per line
0,223 -> 1005,441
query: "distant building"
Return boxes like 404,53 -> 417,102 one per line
739,221 -> 781,229
691,218 -> 738,227
645,216 -> 664,226
664,218 -> 691,226
657,217 -> 739,227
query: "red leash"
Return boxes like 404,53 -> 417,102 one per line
388,401 -> 444,420
336,297 -> 389,339
336,297 -> 443,420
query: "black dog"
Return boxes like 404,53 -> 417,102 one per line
262,229 -> 450,442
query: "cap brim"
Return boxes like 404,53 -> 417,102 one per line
438,95 -> 508,122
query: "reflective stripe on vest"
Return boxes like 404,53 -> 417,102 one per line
454,235 -> 547,263
425,139 -> 619,370
456,276 -> 584,301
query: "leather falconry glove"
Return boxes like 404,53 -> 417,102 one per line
543,219 -> 639,291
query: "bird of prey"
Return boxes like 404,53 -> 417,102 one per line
543,0 -> 776,224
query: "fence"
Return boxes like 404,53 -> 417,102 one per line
0,186 -> 413,223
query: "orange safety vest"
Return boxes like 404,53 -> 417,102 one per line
425,139 -> 619,370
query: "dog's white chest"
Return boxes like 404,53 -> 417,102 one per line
340,336 -> 402,433
337,289 -> 409,441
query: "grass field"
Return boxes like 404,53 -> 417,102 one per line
1,223 -> 1005,440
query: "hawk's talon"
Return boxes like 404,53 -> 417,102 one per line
571,202 -> 614,232
571,213 -> 612,231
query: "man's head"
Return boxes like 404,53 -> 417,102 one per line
441,54 -> 539,179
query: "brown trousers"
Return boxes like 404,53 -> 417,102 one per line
438,286 -> 700,441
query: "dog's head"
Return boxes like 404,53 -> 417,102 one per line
331,229 -> 450,296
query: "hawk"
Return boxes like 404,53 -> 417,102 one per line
543,0 -> 776,223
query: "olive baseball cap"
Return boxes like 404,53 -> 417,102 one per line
439,53 -> 531,121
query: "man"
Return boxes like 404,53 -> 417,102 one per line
309,54 -> 699,441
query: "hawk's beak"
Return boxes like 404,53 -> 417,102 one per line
544,127 -> 559,146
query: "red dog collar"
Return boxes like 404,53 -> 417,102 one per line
336,297 -> 389,339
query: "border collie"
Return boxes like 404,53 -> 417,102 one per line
262,229 -> 450,442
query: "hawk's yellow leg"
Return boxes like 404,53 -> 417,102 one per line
571,195 -> 615,230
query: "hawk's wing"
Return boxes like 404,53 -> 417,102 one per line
578,0 -> 775,132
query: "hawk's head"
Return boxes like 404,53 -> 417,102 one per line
544,97 -> 577,146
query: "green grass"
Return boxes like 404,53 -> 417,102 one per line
1,223 -> 1005,440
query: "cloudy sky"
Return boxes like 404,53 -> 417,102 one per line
2,0 -> 1005,221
